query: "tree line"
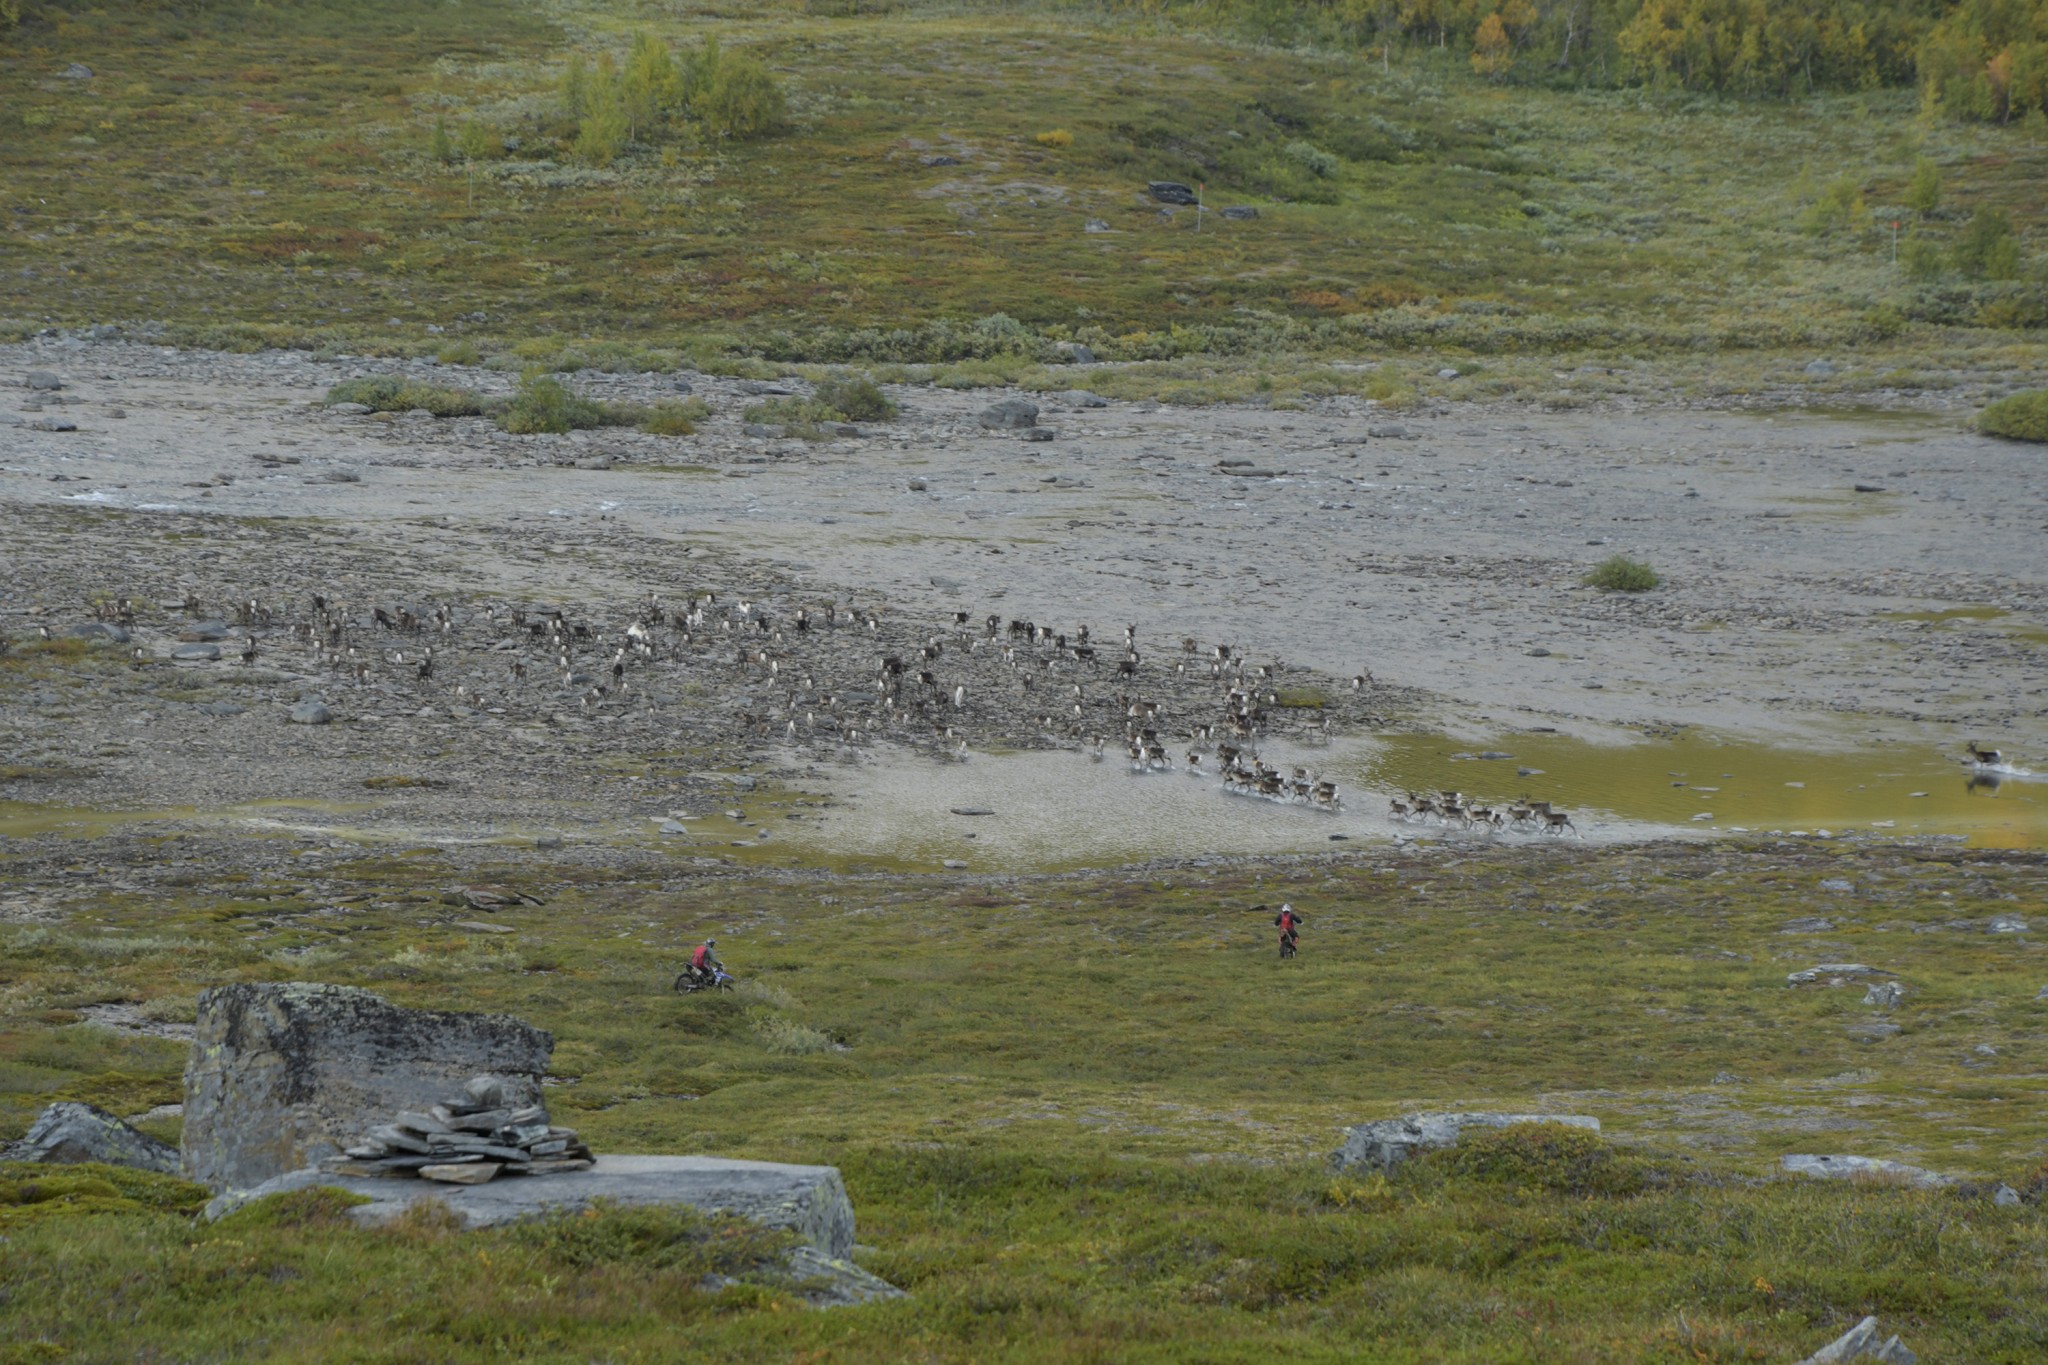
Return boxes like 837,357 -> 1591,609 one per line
1108,0 -> 2047,119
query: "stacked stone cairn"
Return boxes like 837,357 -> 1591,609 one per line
324,1075 -> 592,1185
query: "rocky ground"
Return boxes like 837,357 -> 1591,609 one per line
2,333 -> 2044,863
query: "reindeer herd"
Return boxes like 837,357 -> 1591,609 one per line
1389,790 -> 1580,837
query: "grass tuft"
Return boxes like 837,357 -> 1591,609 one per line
1584,555 -> 1661,592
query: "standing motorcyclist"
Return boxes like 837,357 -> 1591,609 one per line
688,938 -> 723,986
1274,903 -> 1304,957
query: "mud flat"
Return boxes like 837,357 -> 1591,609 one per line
2,338 -> 2044,860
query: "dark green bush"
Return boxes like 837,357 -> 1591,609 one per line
1979,390 -> 2048,442
498,374 -> 610,434
637,400 -> 705,436
1584,555 -> 1659,591
1414,1123 -> 1653,1198
326,376 -> 483,417
811,373 -> 898,422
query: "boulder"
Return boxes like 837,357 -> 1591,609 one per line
211,1153 -> 847,1245
72,623 -> 130,643
1061,390 -> 1109,408
287,701 -> 333,725
1054,342 -> 1096,364
1331,1112 -> 1601,1173
1780,1154 -> 1951,1189
2,1101 -> 181,1174
1796,1314 -> 1916,1364
1804,359 -> 1838,378
25,370 -> 64,390
978,398 -> 1039,429
1147,181 -> 1199,205
1219,205 -> 1259,220
58,63 -> 94,80
182,982 -> 552,1193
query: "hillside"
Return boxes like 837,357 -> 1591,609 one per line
1,0 -> 2043,376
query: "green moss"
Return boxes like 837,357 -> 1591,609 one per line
0,1162 -> 209,1226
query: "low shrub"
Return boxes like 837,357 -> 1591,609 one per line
1414,1123 -> 1655,1198
812,373 -> 897,422
434,339 -> 482,366
1584,555 -> 1659,591
1034,128 -> 1073,148
325,376 -> 483,417
498,374 -> 609,434
1979,390 -> 2048,442
636,400 -> 706,436
0,1162 -> 210,1225
504,1201 -> 792,1275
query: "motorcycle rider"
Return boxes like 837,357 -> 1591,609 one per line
687,938 -> 723,986
1274,903 -> 1304,956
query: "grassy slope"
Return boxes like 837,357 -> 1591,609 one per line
0,0 -> 2042,371
3,840 -> 2046,1359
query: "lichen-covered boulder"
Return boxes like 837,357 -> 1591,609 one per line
182,982 -> 551,1194
2,1101 -> 180,1174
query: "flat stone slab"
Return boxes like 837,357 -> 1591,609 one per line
1332,1112 -> 1602,1173
2,1101 -> 180,1174
1781,1154 -> 1952,1189
208,1154 -> 857,1254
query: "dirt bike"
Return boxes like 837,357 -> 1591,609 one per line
1279,931 -> 1299,960
673,965 -> 735,994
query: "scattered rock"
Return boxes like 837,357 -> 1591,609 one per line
1054,342 -> 1096,365
182,981 -> 553,1193
1367,423 -> 1418,439
1795,1314 -> 1916,1364
1084,218 -> 1110,232
1780,916 -> 1833,933
1988,916 -> 2027,933
30,416 -> 78,432
1862,980 -> 1904,1010
907,477 -> 928,492
197,701 -> 246,717
327,401 -> 373,415
942,859 -> 969,869
743,423 -> 782,439
0,1101 -> 181,1174
1853,483 -> 1886,493
1219,205 -> 1259,220
736,381 -> 794,397
24,370 -> 64,390
670,376 -> 695,394
310,467 -> 362,484
179,621 -> 230,642
1023,427 -> 1056,442
1820,878 -> 1855,892
1476,751 -> 1514,761
573,455 -> 612,471
58,63 -> 94,80
1786,964 -> 1891,987
1331,1112 -> 1601,1173
1803,359 -> 1838,378
287,701 -> 333,725
1147,181 -> 1199,205
978,398 -> 1039,429
1780,1154 -> 1951,1189
1437,367 -> 1460,379
921,154 -> 961,167
1524,647 -> 1550,657
72,623 -> 130,643
1062,390 -> 1109,408
1994,1184 -> 2021,1207
171,644 -> 222,662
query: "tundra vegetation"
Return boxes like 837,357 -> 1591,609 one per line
0,0 -> 2041,389
5,0 -> 2048,1359
2,845 -> 2047,1359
